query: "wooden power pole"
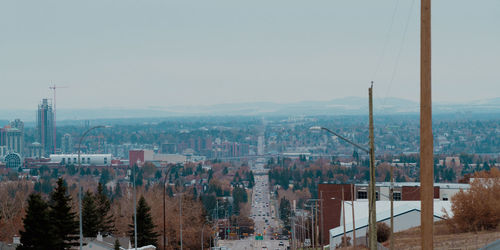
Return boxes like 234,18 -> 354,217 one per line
368,83 -> 377,250
390,164 -> 394,250
420,0 -> 434,249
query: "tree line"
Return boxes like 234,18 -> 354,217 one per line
17,178 -> 158,249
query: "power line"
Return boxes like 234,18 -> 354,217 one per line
371,0 -> 400,81
383,0 -> 416,106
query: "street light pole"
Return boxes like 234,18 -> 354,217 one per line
163,166 -> 174,250
390,164 -> 394,250
310,117 -> 376,248
78,125 -> 109,250
201,221 -> 211,250
133,161 -> 138,250
368,83 -> 377,250
179,193 -> 183,250
310,204 -> 314,249
351,184 -> 356,247
342,186 -> 346,247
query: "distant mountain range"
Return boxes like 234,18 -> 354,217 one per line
1,97 -> 499,125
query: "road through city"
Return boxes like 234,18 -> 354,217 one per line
218,159 -> 289,250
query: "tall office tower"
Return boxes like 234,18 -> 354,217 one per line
37,98 -> 54,156
257,135 -> 265,155
61,133 -> 73,153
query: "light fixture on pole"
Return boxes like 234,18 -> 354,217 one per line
78,125 -> 111,250
133,159 -> 139,250
162,166 -> 174,250
310,121 -> 376,249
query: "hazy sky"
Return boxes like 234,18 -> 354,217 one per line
1,0 -> 499,109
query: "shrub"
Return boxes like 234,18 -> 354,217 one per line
377,222 -> 391,243
444,168 -> 500,232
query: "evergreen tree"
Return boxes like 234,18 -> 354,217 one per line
99,169 -> 111,185
18,193 -> 56,250
49,178 -> 79,249
247,171 -> 255,188
114,239 -> 120,250
129,196 -> 159,247
208,169 -> 213,182
279,198 -> 292,232
82,190 -> 99,237
96,183 -> 115,235
166,185 -> 174,197
114,183 -> 122,199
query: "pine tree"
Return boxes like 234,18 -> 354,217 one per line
114,183 -> 122,199
96,183 -> 115,235
82,190 -> 99,237
18,193 -> 56,250
129,196 -> 159,247
114,238 -> 120,250
49,178 -> 79,249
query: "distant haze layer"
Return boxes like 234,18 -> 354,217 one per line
0,0 -> 499,110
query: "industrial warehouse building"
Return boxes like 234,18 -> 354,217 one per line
318,182 -> 470,246
328,200 -> 452,248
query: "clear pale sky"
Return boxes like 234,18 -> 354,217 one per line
0,0 -> 498,109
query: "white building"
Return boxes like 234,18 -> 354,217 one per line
82,233 -> 155,250
50,154 -> 112,166
329,200 -> 452,248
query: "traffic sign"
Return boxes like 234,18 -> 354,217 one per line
304,239 -> 311,246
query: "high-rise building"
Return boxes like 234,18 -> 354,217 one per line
37,98 -> 54,156
62,133 -> 73,154
28,142 -> 43,159
0,119 -> 24,156
257,135 -> 265,155
10,119 -> 24,131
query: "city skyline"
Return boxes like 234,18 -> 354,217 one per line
1,0 -> 499,110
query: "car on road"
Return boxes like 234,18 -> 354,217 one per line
279,241 -> 284,246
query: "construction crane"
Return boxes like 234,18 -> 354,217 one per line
49,84 -> 68,154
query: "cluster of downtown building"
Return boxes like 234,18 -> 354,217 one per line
0,98 -> 262,169
1,99 -> 54,168
1,99 -> 498,170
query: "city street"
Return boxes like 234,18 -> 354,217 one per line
218,159 -> 289,250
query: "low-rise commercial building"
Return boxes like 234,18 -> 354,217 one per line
50,154 -> 112,166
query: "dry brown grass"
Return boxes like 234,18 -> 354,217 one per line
390,221 -> 500,250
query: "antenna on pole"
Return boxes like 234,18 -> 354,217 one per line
49,84 -> 68,154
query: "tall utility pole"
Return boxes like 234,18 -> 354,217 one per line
320,191 -> 324,246
134,161 -> 138,250
420,0 -> 433,249
310,204 -> 314,249
351,184 -> 356,247
368,83 -> 377,249
341,187 -> 346,246
163,166 -> 174,250
179,194 -> 183,250
390,164 -> 394,250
